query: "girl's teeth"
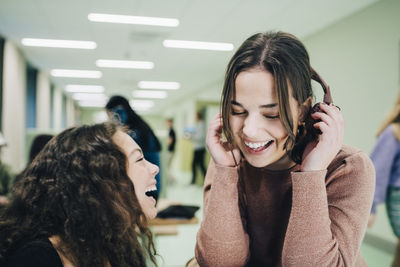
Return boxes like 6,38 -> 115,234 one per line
145,186 -> 157,193
245,141 -> 268,149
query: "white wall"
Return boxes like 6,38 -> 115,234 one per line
36,71 -> 50,130
52,86 -> 63,131
303,0 -> 400,243
66,97 -> 75,128
2,41 -> 26,172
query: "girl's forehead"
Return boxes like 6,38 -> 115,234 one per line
114,131 -> 138,149
233,88 -> 278,105
234,76 -> 278,105
235,70 -> 276,91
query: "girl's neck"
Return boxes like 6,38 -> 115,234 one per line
263,153 -> 297,171
48,235 -> 74,267
48,236 -> 112,267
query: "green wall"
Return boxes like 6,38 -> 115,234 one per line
304,0 -> 400,244
304,0 -> 399,153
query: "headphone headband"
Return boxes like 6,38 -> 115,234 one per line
311,68 -> 332,104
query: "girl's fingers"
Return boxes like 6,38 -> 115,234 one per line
315,103 -> 345,126
208,113 -> 224,143
318,103 -> 339,117
313,121 -> 328,133
327,103 -> 345,128
311,112 -> 333,126
207,113 -> 241,167
318,103 -> 342,119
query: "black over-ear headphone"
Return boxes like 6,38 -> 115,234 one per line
304,68 -> 333,138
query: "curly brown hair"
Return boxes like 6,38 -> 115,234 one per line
0,123 -> 157,266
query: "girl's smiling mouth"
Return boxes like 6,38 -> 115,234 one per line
243,140 -> 274,153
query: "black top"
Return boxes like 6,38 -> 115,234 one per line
5,239 -> 63,267
168,128 -> 176,152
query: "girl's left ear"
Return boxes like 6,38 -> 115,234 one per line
298,97 -> 312,123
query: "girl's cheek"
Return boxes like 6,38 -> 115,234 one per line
273,123 -> 290,139
230,117 -> 243,131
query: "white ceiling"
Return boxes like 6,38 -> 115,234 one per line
0,0 -> 379,114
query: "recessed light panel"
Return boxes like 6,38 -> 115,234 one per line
51,69 -> 102,78
65,85 -> 105,93
96,59 -> 154,69
163,40 -> 233,51
22,38 -> 96,49
138,81 -> 180,90
88,13 -> 179,27
130,100 -> 154,111
133,90 -> 167,99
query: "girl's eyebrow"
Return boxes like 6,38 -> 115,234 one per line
259,103 -> 278,108
231,100 -> 242,107
231,100 -> 278,109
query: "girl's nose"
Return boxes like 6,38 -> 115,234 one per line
148,162 -> 159,176
242,115 -> 259,138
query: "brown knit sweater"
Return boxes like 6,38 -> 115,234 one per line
195,145 -> 375,267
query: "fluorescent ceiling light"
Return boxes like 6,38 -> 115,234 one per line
88,13 -> 179,27
133,90 -> 167,99
78,101 -> 108,108
130,100 -> 154,111
163,40 -> 234,51
138,81 -> 180,90
22,38 -> 96,49
51,69 -> 102,79
72,93 -> 108,101
65,85 -> 105,93
96,59 -> 154,69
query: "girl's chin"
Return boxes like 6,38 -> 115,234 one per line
145,208 -> 157,220
245,157 -> 272,168
242,149 -> 292,169
241,148 -> 272,167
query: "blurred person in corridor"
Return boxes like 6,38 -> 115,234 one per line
369,93 -> 400,267
191,112 -> 206,185
166,118 -> 177,185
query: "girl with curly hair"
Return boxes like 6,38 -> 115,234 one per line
0,122 -> 159,267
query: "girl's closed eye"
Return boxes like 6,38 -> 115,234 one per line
136,157 -> 144,162
231,109 -> 247,116
263,114 -> 280,119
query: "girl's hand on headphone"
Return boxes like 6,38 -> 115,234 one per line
301,103 -> 344,172
206,113 -> 241,167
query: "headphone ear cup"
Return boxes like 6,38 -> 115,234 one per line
304,69 -> 333,141
304,103 -> 323,138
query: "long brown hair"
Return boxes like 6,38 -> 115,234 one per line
221,31 -> 314,163
377,93 -> 400,141
0,123 -> 157,266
